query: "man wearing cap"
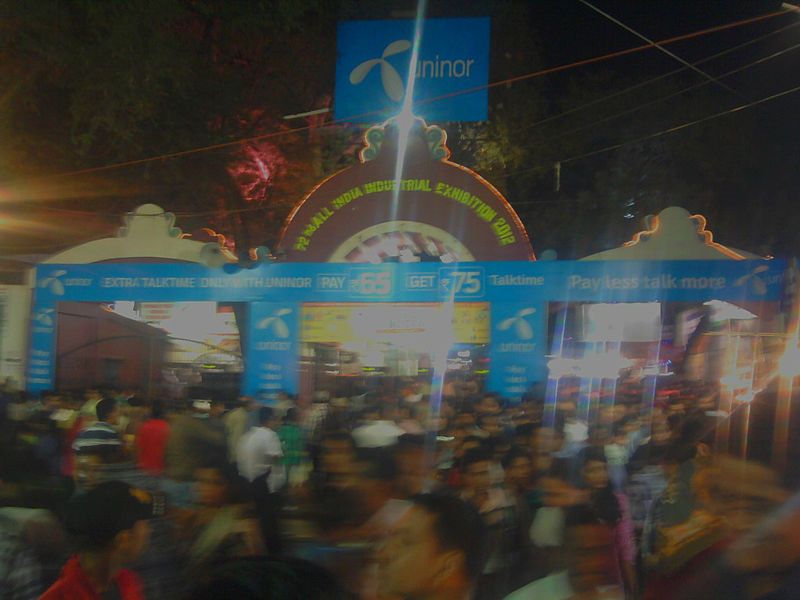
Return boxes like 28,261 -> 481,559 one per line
41,481 -> 153,600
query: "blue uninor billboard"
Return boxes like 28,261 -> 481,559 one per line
27,260 -> 786,400
334,18 -> 490,123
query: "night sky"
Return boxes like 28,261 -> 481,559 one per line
1,0 -> 798,271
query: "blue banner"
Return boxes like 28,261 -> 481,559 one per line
30,260 -> 786,304
245,302 -> 300,401
488,301 -> 547,399
27,260 -> 787,397
334,18 -> 490,123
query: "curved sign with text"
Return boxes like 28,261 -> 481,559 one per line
275,118 -> 535,263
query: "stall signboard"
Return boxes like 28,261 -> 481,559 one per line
28,259 -> 787,399
334,18 -> 490,122
300,302 -> 489,344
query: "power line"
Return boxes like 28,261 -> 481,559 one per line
1,5 -> 792,189
557,83 -> 800,165
510,18 -> 800,136
503,39 -> 800,172
577,0 -> 748,100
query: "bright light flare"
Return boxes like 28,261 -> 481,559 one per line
779,344 -> 800,378
390,0 -> 428,222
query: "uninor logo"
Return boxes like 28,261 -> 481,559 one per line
497,308 -> 536,340
39,270 -> 66,296
349,40 -> 411,102
256,309 -> 292,338
34,308 -> 55,327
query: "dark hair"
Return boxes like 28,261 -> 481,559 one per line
259,406 -> 274,425
397,433 -> 426,450
411,493 -> 487,581
461,447 -> 490,472
580,446 -> 607,466
284,407 -> 298,423
579,448 -> 621,524
186,556 -> 350,600
65,481 -> 151,551
564,503 -> 603,529
197,458 -> 251,504
95,398 -> 117,422
500,445 -> 531,470
150,400 -> 164,420
515,423 -> 536,438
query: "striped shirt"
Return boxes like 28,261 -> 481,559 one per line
72,422 -> 121,453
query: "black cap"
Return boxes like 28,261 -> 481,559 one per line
65,481 -> 155,549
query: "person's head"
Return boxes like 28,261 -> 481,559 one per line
149,399 -> 165,420
581,447 -> 609,490
563,506 -> 617,593
209,399 -> 226,419
460,447 -> 491,495
283,407 -> 298,424
514,423 -> 535,449
320,432 -> 358,478
476,394 -> 501,416
73,446 -> 125,489
377,493 -> 487,599
477,413 -> 502,437
259,406 -> 276,428
95,397 -> 118,424
502,446 -> 533,490
454,408 -> 476,429
195,460 -> 250,507
65,481 -> 152,565
238,395 -> 257,411
396,434 -> 428,496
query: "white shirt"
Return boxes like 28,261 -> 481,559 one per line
236,426 -> 285,492
352,420 -> 405,448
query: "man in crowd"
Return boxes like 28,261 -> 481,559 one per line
225,395 -> 256,462
377,492 -> 487,600
164,400 -> 226,506
237,406 -> 284,553
41,481 -> 153,600
457,446 -> 519,598
504,506 -> 623,599
0,508 -> 66,600
72,397 -> 121,455
135,400 -> 169,476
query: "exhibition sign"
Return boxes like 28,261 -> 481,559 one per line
28,260 -> 786,399
334,18 -> 490,122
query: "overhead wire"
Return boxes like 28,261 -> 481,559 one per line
509,17 -> 800,136
496,38 -> 800,181
1,5 -> 793,189
557,83 -> 800,165
576,0 -> 748,100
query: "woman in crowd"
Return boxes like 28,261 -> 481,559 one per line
580,446 -> 638,599
180,459 -> 264,588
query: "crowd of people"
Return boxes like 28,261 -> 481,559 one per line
1,373 -> 800,599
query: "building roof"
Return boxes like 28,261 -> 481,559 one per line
581,206 -> 761,261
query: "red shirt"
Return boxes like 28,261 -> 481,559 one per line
136,418 -> 170,475
41,556 -> 144,600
